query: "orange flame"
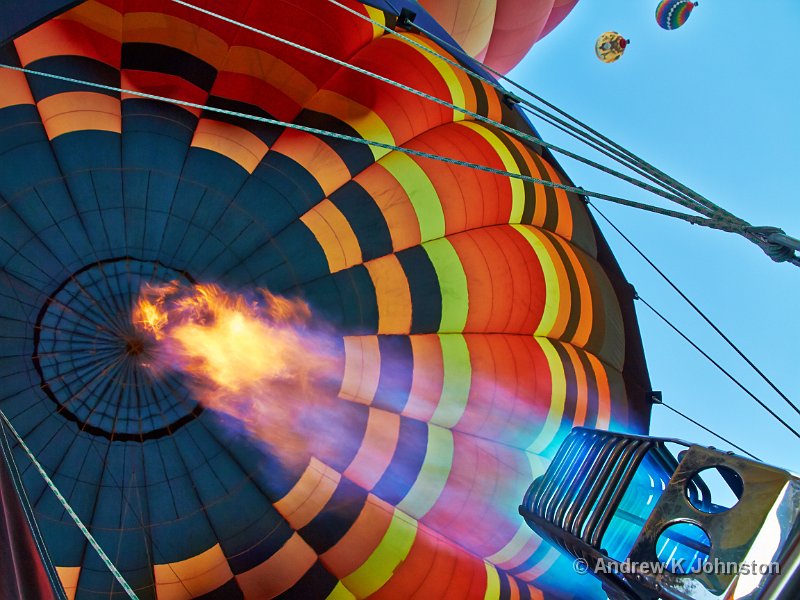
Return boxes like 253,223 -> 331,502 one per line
132,283 -> 339,466
133,282 -> 178,340
135,283 -> 328,390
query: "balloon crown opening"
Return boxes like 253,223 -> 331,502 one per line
124,335 -> 148,357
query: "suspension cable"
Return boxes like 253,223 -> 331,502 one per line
325,1 -> 719,216
326,0 -> 800,266
410,21 -> 800,266
1,62 -> 732,228
192,0 -> 727,217
520,105 -> 703,209
381,9 -> 732,221
515,103 -> 714,213
167,0 -> 712,216
656,401 -> 759,461
591,203 -> 800,419
637,296 -> 800,441
515,104 -> 713,209
0,410 -> 139,600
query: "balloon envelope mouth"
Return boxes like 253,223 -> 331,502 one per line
33,257 -> 201,441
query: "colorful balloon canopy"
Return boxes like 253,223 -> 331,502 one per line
656,0 -> 698,31
595,32 -> 629,63
417,0 -> 580,74
0,0 -> 651,598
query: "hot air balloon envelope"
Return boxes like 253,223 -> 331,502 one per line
0,0 -> 652,598
595,31 -> 629,63
656,0 -> 698,30
417,0 -> 581,74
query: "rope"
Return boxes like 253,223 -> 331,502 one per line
519,105 -> 709,212
656,401 -> 760,460
636,296 -> 800,441
325,1 -> 723,216
416,23 -> 799,266
327,0 -> 799,266
0,410 -> 140,600
385,11 -> 735,222
591,203 -> 800,419
516,103 -> 722,218
0,62 -> 724,226
168,0 -> 710,216
496,82 -> 731,220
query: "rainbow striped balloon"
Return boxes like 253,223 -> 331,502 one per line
656,0 -> 698,30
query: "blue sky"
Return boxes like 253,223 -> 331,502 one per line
509,1 -> 800,472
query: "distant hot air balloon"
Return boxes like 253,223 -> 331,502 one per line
595,32 -> 630,63
417,0 -> 581,74
656,0 -> 698,30
0,0 -> 652,598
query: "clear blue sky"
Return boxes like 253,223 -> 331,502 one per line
509,1 -> 800,472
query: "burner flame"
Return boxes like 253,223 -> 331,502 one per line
134,282 -> 325,393
133,282 -> 340,466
